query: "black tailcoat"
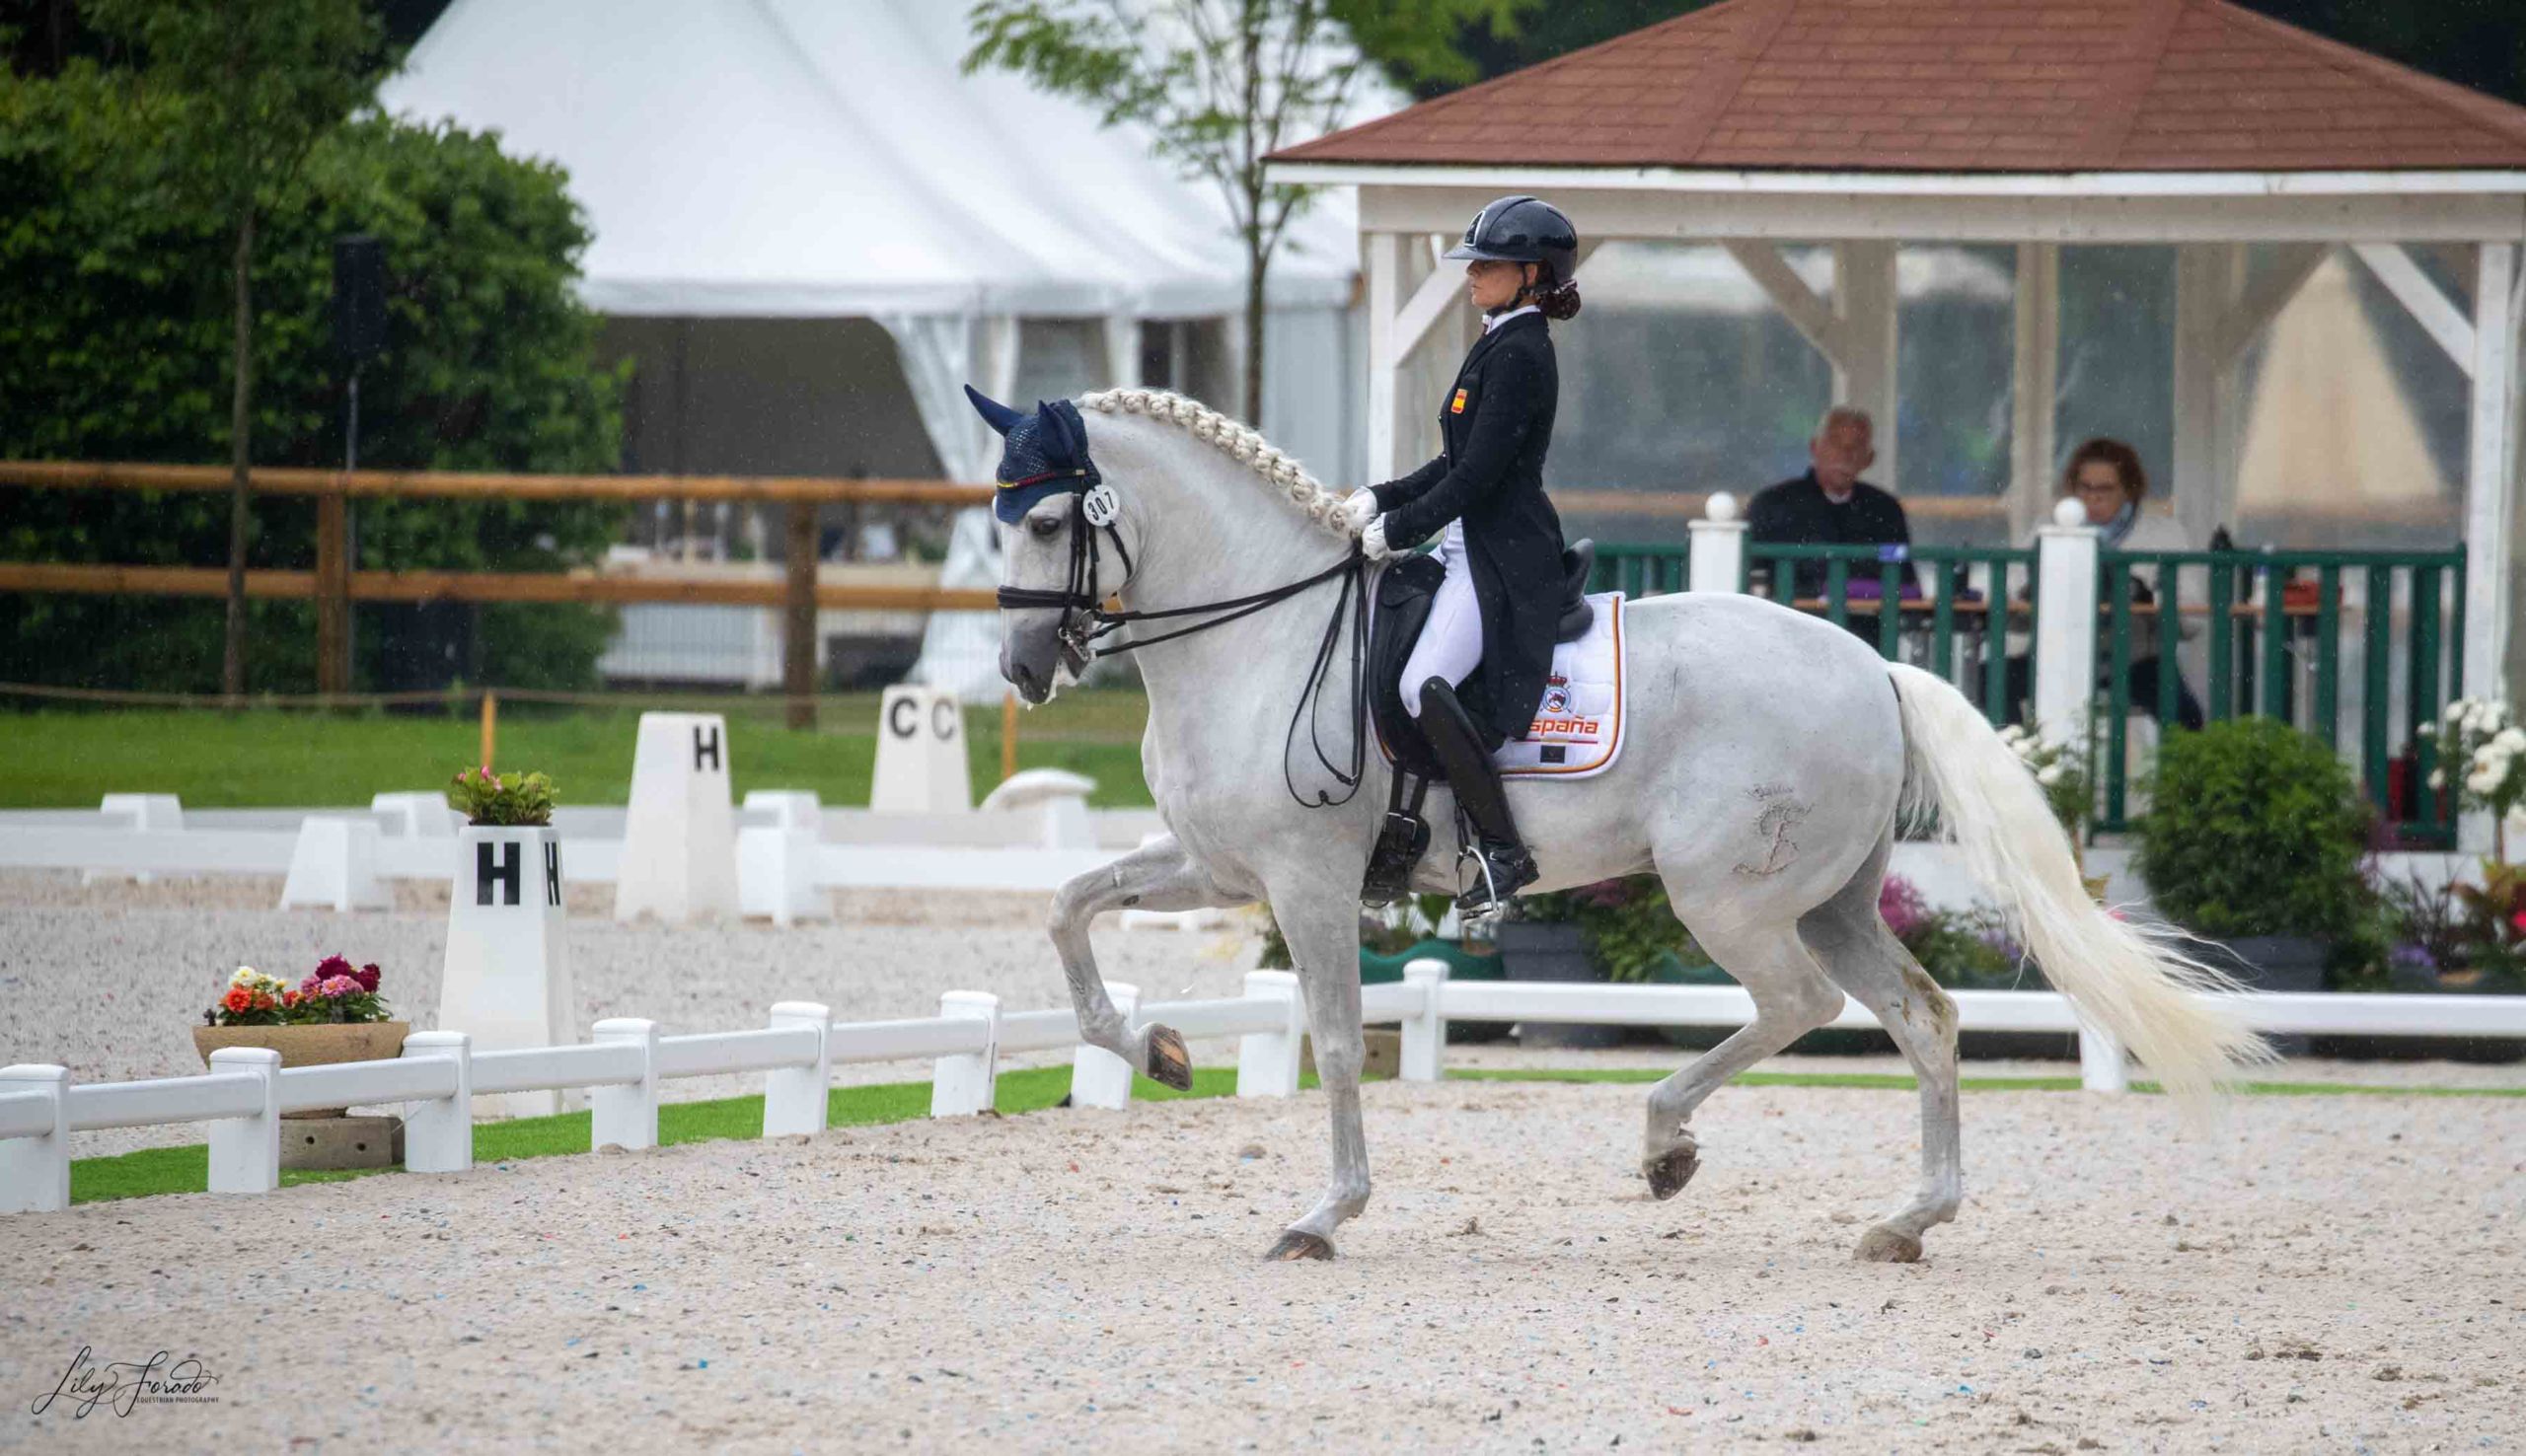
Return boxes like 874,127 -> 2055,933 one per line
1371,311 -> 1566,742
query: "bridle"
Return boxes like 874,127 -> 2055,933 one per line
994,483 -> 1372,808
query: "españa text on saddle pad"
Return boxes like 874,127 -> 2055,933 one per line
1495,592 -> 1624,779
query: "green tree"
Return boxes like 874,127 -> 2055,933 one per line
0,63 -> 627,693
965,0 -> 1531,425
85,0 -> 386,696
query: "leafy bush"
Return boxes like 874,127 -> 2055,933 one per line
1515,876 -> 1701,983
2132,718 -> 2369,940
1878,875 -> 2031,986
452,765 -> 555,827
0,65 -> 628,692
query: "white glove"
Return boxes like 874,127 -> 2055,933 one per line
1360,515 -> 1392,560
1339,490 -> 1380,535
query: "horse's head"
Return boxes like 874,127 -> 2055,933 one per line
967,386 -> 1116,704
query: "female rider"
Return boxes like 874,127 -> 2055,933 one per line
1341,195 -> 1582,911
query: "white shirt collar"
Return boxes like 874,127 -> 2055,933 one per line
1483,305 -> 1540,333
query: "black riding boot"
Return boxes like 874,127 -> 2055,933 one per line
1416,677 -> 1538,912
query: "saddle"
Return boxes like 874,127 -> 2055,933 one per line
1360,541 -> 1597,906
1368,539 -> 1597,780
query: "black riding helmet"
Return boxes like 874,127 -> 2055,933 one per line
1444,195 -> 1578,286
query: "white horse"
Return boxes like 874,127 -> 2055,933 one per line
988,388 -> 2265,1264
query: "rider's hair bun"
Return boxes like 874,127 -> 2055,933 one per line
1535,278 -> 1583,322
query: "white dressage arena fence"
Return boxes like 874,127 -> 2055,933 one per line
0,791 -> 1165,909
5,963 -> 2523,1215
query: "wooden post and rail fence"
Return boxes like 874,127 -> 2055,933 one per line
0,461 -> 1002,729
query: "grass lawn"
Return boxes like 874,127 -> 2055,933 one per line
0,693 -> 1154,808
61,1064 -> 2522,1206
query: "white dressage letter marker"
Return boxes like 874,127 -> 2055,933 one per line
615,711 -> 740,922
871,687 -> 972,813
439,826 -> 575,1119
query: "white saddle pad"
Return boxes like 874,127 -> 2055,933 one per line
1496,592 -> 1627,779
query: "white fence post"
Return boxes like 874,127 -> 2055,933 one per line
89,792 -> 182,884
737,826 -> 830,926
2033,501 -> 2101,746
278,817 -> 395,912
1687,492 -> 1748,594
2078,1022 -> 2130,1094
931,991 -> 1002,1116
763,1001 -> 832,1137
1399,959 -> 1451,1082
371,790 -> 459,837
206,1048 -> 281,1196
590,1018 -> 660,1151
1069,983 -> 1139,1111
0,1064 -> 71,1213
1236,970 -> 1305,1098
400,1031 -> 474,1173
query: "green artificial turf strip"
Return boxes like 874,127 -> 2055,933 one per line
0,698 -> 1154,809
66,1067 -> 1249,1204
61,1063 -> 2519,1205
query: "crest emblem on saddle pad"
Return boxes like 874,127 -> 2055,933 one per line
1540,673 -> 1571,715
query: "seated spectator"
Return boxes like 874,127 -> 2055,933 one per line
1746,405 -> 1919,609
2005,437 -> 2205,732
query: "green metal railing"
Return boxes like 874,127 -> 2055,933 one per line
1590,541 -> 2038,723
1589,544 -> 1691,599
2092,547 -> 2466,845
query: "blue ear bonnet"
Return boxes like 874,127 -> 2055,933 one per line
965,386 -> 1100,525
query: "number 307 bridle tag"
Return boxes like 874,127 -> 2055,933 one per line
1080,482 -> 1121,528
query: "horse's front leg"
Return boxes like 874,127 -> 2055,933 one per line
1048,834 -> 1241,1091
1261,891 -> 1372,1262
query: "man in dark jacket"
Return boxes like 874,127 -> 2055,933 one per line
1746,406 -> 1918,607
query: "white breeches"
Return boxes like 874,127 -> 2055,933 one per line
1401,522 -> 1483,718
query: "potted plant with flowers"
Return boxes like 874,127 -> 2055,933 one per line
195,956 -> 406,1073
2383,697 -> 2526,993
196,956 -> 409,1165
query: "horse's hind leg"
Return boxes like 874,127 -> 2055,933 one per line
1639,910 -> 1846,1201
1049,835 -> 1242,1090
1799,842 -> 1963,1264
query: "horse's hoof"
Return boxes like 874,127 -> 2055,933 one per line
1144,1024 -> 1192,1092
1852,1225 -> 1924,1264
1263,1229 -> 1335,1262
1642,1146 -> 1700,1201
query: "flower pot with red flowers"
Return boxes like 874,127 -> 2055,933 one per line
195,957 -> 408,1169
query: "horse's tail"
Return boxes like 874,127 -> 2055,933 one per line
1885,663 -> 2269,1115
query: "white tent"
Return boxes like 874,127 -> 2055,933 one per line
380,0 -> 1377,483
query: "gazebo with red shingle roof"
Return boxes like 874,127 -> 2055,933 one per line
1270,0 -> 2526,700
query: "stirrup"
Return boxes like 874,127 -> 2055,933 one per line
1452,839 -> 1535,913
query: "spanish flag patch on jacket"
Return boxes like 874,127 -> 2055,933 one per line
1450,388 -> 1467,414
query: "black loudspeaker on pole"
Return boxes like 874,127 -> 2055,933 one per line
330,235 -> 386,692
333,235 -> 387,472
334,235 -> 387,367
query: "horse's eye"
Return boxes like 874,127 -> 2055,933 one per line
1028,515 -> 1063,541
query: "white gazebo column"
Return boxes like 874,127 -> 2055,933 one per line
1365,230 -> 1468,481
2008,243 -> 2061,542
2171,244 -> 2242,548
1102,313 -> 1141,391
2466,241 -> 2518,706
1834,241 -> 1899,492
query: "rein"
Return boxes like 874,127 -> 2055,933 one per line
995,491 -> 1372,808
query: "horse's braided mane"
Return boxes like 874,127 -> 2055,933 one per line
1078,389 -> 1353,540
